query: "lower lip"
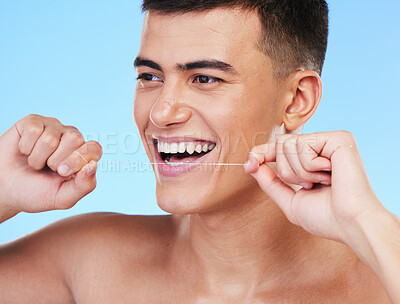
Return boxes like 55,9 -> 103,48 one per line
154,146 -> 212,177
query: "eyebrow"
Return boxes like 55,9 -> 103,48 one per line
177,60 -> 238,75
134,57 -> 163,72
134,57 -> 238,75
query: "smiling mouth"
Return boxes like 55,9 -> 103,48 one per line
153,138 -> 216,166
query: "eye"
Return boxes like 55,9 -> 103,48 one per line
193,75 -> 222,84
137,73 -> 163,82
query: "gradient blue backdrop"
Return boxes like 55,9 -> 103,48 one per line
1,1 -> 399,243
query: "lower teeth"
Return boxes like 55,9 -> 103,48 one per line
165,159 -> 190,166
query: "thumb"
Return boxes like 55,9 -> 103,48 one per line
249,159 -> 296,219
54,161 -> 98,209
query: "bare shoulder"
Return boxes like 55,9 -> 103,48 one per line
17,211 -> 176,251
47,211 -> 178,262
2,211 -> 177,270
44,212 -> 180,300
52,211 -> 177,241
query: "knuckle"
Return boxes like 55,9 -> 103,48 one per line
65,129 -> 85,147
26,123 -> 43,137
25,113 -> 41,121
336,130 -> 353,140
47,117 -> 62,126
282,138 -> 295,151
64,125 -> 78,130
41,134 -> 59,149
251,143 -> 269,154
341,130 -> 355,142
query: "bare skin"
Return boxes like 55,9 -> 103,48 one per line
0,8 -> 398,304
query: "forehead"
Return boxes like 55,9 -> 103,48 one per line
139,8 -> 264,67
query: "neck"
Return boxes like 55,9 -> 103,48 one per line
180,186 -> 317,292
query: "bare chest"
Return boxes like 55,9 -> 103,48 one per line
71,268 -> 390,304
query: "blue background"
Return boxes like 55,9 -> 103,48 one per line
1,1 -> 399,243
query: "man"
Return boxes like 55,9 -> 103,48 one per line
0,0 -> 399,303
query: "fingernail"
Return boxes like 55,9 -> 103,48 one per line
321,181 -> 331,186
57,164 -> 70,176
244,160 -> 253,174
244,156 -> 259,174
322,168 -> 331,172
300,182 -> 313,189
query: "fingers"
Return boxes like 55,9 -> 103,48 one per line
296,135 -> 331,172
244,153 -> 262,174
246,133 -> 333,188
57,141 -> 103,177
244,143 -> 276,174
280,135 -> 331,187
55,160 -> 98,209
251,143 -> 277,163
27,126 -> 61,170
16,115 -> 66,170
250,162 -> 296,220
16,114 -> 45,156
46,128 -> 85,171
14,114 -> 103,179
7,115 -> 102,214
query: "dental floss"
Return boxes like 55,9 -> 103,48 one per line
73,151 -> 89,164
97,161 -> 246,166
143,162 -> 246,166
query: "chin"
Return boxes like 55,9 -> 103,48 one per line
155,186 -> 211,214
154,176 -> 253,215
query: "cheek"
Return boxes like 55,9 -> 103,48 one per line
133,91 -> 153,131
208,92 -> 275,149
240,88 -> 280,141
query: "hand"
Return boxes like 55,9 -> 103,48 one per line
0,114 -> 102,217
245,131 -> 384,244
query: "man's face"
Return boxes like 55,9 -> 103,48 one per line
134,8 -> 284,213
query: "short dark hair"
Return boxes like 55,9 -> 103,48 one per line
141,0 -> 329,79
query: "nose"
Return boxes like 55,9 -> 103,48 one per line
149,85 -> 192,128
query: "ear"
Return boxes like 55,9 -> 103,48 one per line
282,70 -> 322,132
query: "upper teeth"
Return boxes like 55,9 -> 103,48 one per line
158,141 -> 216,155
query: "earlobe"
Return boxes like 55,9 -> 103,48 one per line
283,71 -> 322,131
